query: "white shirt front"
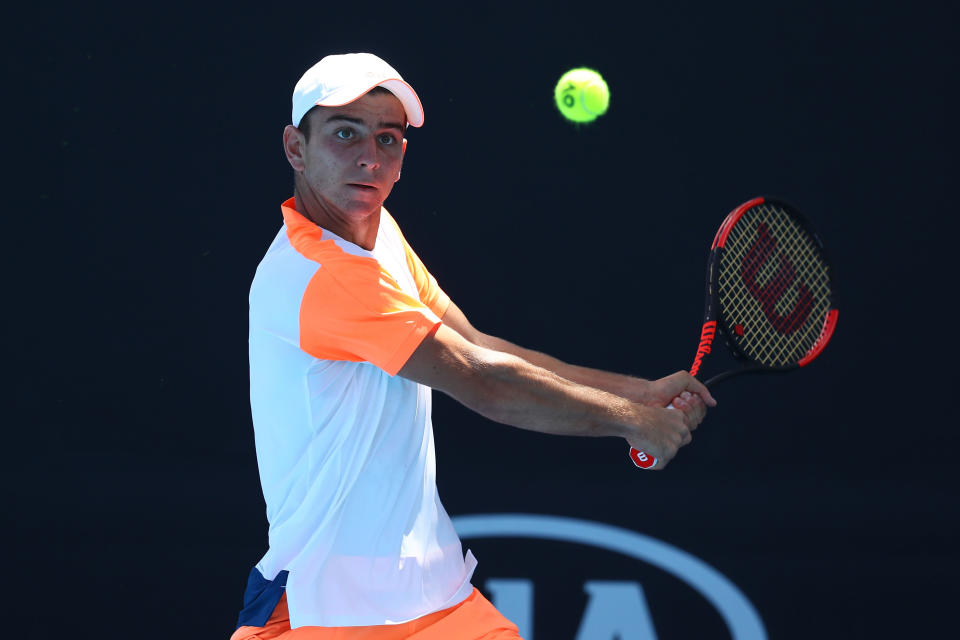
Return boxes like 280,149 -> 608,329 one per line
246,200 -> 475,628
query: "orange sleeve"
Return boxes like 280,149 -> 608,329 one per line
383,213 -> 450,318
404,241 -> 450,319
298,252 -> 441,376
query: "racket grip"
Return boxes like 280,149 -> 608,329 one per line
628,404 -> 674,470
629,447 -> 658,469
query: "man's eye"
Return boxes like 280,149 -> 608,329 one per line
377,134 -> 396,145
335,129 -> 355,140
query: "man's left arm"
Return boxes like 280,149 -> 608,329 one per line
441,301 -> 686,410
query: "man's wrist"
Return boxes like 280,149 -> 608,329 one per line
616,375 -> 653,405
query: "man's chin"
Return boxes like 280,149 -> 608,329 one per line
341,202 -> 384,220
343,193 -> 385,214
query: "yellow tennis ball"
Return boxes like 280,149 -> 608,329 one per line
554,68 -> 610,123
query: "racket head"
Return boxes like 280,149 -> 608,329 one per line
702,196 -> 838,376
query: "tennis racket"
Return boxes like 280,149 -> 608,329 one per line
629,196 -> 838,469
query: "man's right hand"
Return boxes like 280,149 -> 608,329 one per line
645,371 -> 716,414
626,404 -> 695,469
628,371 -> 716,468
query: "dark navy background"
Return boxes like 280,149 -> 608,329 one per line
9,1 -> 957,638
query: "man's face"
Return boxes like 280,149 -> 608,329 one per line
293,91 -> 407,225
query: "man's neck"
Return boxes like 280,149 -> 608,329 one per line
294,192 -> 381,251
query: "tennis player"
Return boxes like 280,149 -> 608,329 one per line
231,52 -> 716,640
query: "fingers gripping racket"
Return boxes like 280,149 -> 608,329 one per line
629,196 -> 838,469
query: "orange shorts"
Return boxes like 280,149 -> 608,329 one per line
229,588 -> 522,640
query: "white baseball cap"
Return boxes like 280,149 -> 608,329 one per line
291,53 -> 424,128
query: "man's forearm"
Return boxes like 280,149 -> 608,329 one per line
475,333 -> 655,404
439,303 -> 654,404
400,325 -> 646,440
439,346 -> 650,442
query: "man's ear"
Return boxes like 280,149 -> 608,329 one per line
396,138 -> 408,182
283,125 -> 307,172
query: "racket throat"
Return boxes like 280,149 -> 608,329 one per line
703,365 -> 787,388
689,321 -> 718,377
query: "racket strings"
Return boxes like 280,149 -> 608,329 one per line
718,204 -> 832,367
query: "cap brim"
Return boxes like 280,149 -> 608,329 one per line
315,78 -> 424,128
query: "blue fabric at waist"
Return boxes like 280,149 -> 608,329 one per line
236,566 -> 289,629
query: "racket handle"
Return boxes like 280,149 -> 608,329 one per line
628,404 -> 674,470
629,447 -> 658,469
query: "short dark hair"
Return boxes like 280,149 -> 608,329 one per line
297,86 -> 401,142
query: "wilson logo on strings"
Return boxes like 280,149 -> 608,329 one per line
740,223 -> 813,334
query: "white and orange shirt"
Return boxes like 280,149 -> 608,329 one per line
241,198 -> 476,629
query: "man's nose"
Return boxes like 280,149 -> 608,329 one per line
356,137 -> 381,170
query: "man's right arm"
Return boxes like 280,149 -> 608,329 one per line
398,324 -> 698,468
